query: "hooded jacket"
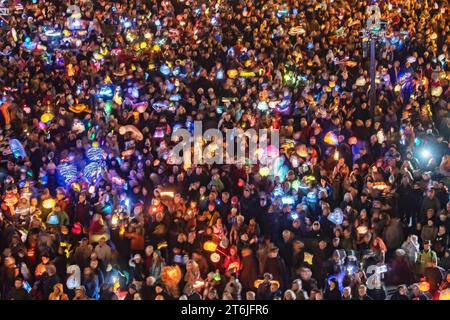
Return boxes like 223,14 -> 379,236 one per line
48,283 -> 69,300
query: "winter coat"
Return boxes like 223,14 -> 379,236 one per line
240,254 -> 258,291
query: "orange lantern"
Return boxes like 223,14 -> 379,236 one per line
42,198 -> 56,209
439,289 -> 450,300
418,280 -> 430,292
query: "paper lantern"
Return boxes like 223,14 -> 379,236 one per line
259,167 -> 270,177
47,214 -> 59,225
42,198 -> 56,209
304,252 -> 313,265
160,191 -> 174,198
69,104 -> 90,113
289,26 -> 306,36
3,194 -> 18,206
431,86 -> 443,97
210,253 -> 221,263
295,144 -> 309,158
40,112 -> 54,123
357,226 -> 368,235
71,182 -> 81,192
439,289 -> 450,300
111,214 -> 119,226
240,70 -> 256,77
328,208 -> 344,225
372,182 -> 387,190
418,280 -> 430,292
203,241 -> 218,252
254,280 -> 280,289
257,101 -> 269,111
227,69 -> 238,79
324,131 -> 339,146
9,139 -> 27,159
86,147 -> 105,162
83,162 -> 103,182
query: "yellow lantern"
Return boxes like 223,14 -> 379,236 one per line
418,280 -> 430,292
254,279 -> 280,289
69,104 -> 90,113
439,289 -> 450,300
40,112 -> 54,123
259,167 -> 270,177
42,198 -> 56,209
203,241 -> 218,252
140,41 -> 147,49
71,182 -> 81,192
240,70 -> 256,77
227,69 -> 238,79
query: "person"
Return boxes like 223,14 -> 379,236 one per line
0,0 -> 449,302
390,285 -> 409,300
8,278 -> 31,300
73,286 -> 90,300
354,285 -> 373,301
324,278 -> 342,300
419,241 -> 438,275
48,283 -> 69,300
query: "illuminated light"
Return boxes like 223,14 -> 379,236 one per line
216,69 -> 224,80
328,208 -> 344,225
257,101 -> 269,111
71,182 -> 81,192
227,69 -> 238,79
111,215 -> 119,227
192,280 -> 205,289
69,103 -> 90,113
83,162 -> 104,182
210,253 -> 221,264
42,198 -> 56,209
291,213 -> 299,220
40,112 -> 54,123
254,279 -> 280,289
291,180 -> 301,192
47,214 -> 59,225
88,186 -> 95,194
203,241 -> 218,252
86,147 -> 105,162
98,86 -> 114,98
334,150 -> 340,160
420,149 -> 431,159
259,167 -> 270,177
9,139 -> 27,159
169,94 -> 181,102
160,191 -> 175,198
414,137 -> 421,146
439,289 -> 450,300
357,226 -> 368,235
144,32 -> 152,39
281,196 -> 295,205
159,64 -> 171,76
418,280 -> 430,292
104,101 -> 113,113
324,131 -> 339,146
58,163 -> 77,183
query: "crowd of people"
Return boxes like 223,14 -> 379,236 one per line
0,0 -> 449,301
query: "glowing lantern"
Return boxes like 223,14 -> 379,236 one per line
160,191 -> 175,198
71,182 -> 81,192
328,208 -> 344,225
227,69 -> 238,79
69,104 -> 90,113
254,279 -> 280,289
259,167 -> 270,177
140,42 -> 147,49
240,70 -> 256,77
203,241 -> 218,252
357,225 -> 369,235
193,280 -> 205,289
111,215 -> 119,227
42,198 -> 56,209
439,289 -> 450,300
334,150 -> 340,160
304,252 -> 314,265
418,280 -> 430,292
210,253 -> 221,263
295,144 -> 309,158
4,194 -> 18,206
291,179 -> 301,191
40,112 -> 54,123
47,214 -> 59,225
324,131 -> 339,146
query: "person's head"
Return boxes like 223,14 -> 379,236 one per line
246,291 -> 255,300
284,289 -> 296,300
343,286 -> 352,298
358,285 -> 367,297
398,285 -> 407,296
14,278 -> 23,289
